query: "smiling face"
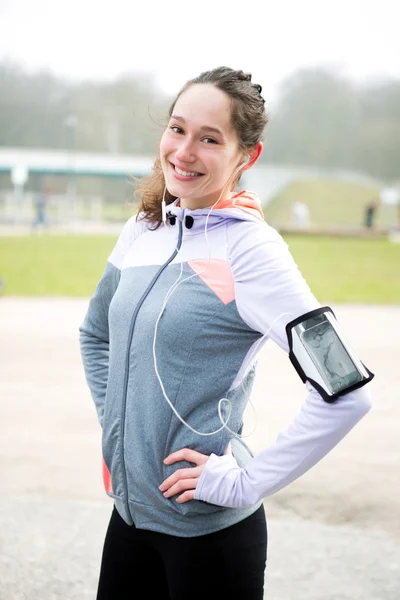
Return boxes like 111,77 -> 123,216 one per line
159,84 -> 244,210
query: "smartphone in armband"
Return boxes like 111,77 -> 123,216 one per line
286,307 -> 374,403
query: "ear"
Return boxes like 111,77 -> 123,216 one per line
241,142 -> 263,171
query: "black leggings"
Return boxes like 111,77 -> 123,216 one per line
96,505 -> 267,600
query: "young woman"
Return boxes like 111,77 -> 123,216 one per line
79,66 -> 373,600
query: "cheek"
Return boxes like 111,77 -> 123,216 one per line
218,162 -> 237,182
160,131 -> 177,161
159,133 -> 169,159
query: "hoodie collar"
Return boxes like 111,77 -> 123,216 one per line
166,190 -> 264,234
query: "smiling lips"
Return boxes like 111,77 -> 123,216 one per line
172,163 -> 204,179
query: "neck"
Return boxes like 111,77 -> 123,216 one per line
180,189 -> 232,211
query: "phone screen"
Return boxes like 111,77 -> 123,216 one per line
298,315 -> 363,394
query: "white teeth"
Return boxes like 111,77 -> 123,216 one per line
175,166 -> 200,177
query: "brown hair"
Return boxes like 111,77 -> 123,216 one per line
134,66 -> 268,228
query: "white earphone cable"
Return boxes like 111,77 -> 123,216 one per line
153,157 -> 292,437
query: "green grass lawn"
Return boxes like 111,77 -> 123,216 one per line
0,233 -> 399,303
0,235 -> 115,297
264,179 -> 398,230
283,235 -> 400,303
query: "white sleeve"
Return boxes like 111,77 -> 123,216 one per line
227,220 -> 320,345
194,221 -> 372,508
108,213 -> 148,270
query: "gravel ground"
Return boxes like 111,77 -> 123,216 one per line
1,498 -> 399,600
1,298 -> 399,599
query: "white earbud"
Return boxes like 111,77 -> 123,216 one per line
237,154 -> 250,171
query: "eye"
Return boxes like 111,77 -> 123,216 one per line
170,125 -> 184,134
203,137 -> 218,144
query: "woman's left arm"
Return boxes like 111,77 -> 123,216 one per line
193,221 -> 372,508
161,221 -> 372,507
193,383 -> 371,507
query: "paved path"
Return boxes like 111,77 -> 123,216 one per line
1,299 -> 399,599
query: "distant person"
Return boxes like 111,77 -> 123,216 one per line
32,190 -> 48,230
292,199 -> 310,229
364,199 -> 379,229
79,66 -> 373,600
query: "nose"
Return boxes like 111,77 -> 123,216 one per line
174,138 -> 196,164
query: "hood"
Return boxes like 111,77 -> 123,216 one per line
166,190 -> 265,234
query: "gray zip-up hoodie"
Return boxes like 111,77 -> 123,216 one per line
79,191 -> 372,537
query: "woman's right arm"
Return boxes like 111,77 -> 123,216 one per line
79,262 -> 121,427
79,214 -> 145,426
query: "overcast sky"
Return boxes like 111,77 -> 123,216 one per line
1,0 -> 399,101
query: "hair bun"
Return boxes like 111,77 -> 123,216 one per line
237,70 -> 252,82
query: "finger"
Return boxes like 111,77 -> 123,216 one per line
162,478 -> 199,499
176,489 -> 196,503
159,467 -> 202,492
164,448 -> 208,466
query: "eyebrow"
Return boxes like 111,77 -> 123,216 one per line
170,114 -> 224,137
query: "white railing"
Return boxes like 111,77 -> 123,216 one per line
0,191 -> 104,226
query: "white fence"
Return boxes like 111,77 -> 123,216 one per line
0,191 -> 104,226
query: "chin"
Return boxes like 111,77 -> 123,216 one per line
165,179 -> 189,199
165,182 -> 182,198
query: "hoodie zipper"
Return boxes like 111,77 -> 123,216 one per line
120,219 -> 183,521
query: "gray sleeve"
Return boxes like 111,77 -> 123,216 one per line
79,213 -> 147,426
79,262 -> 120,427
